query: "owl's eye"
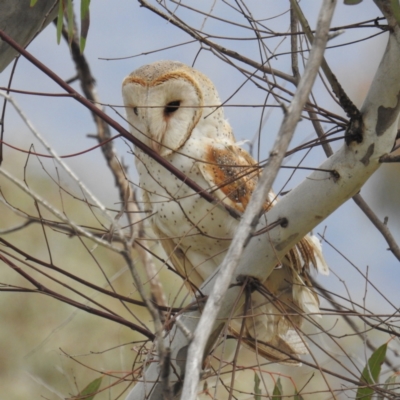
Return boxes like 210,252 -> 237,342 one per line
164,100 -> 181,116
133,107 -> 138,116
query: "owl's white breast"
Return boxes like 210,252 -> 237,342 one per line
136,136 -> 238,273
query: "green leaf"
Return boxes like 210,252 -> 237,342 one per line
356,343 -> 387,400
78,377 -> 102,400
56,0 -> 64,44
254,372 -> 261,400
80,0 -> 91,52
272,378 -> 283,399
67,0 -> 74,45
81,0 -> 91,21
30,0 -> 38,6
392,0 -> 400,26
80,37 -> 87,53
343,0 -> 363,4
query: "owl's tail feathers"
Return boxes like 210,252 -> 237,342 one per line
303,234 -> 330,276
231,332 -> 306,366
228,291 -> 309,366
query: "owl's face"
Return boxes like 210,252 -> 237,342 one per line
122,60 -> 224,156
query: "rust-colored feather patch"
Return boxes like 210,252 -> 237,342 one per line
203,143 -> 320,275
203,143 -> 269,212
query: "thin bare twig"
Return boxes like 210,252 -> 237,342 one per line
352,193 -> 400,261
0,253 -> 154,339
139,0 -> 297,85
62,19 -> 169,313
290,0 -> 361,121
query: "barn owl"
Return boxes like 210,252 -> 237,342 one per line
122,60 -> 329,364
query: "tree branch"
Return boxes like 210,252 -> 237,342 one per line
352,193 -> 400,261
138,0 -> 297,85
0,0 -> 58,72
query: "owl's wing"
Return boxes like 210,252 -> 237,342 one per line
199,141 -> 274,212
198,140 -> 329,365
151,224 -> 206,292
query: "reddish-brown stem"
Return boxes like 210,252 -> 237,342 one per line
0,253 -> 155,340
0,237 -> 181,312
0,135 -> 121,158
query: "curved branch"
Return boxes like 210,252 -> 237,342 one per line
0,253 -> 155,340
352,193 -> 400,261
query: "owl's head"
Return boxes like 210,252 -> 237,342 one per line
122,60 -> 224,156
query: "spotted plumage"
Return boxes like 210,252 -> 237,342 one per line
122,60 -> 329,364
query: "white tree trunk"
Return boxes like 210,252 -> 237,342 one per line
0,0 -> 58,73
